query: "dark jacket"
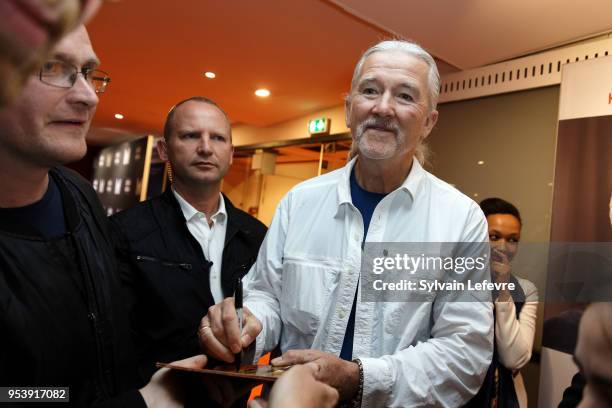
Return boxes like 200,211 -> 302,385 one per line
0,167 -> 145,407
558,372 -> 585,408
111,188 -> 267,380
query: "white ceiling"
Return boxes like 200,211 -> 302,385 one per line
331,0 -> 612,69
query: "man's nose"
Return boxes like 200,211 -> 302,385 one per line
197,136 -> 213,154
66,74 -> 99,108
372,92 -> 394,117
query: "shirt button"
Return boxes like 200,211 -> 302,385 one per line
338,310 -> 346,319
353,234 -> 360,242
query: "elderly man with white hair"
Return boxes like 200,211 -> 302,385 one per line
199,39 -> 494,407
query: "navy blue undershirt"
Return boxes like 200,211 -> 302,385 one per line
0,176 -> 67,238
339,168 -> 387,361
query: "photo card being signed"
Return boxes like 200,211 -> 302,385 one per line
156,362 -> 290,383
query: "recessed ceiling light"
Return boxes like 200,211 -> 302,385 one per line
473,193 -> 479,197
204,72 -> 216,79
255,89 -> 270,97
114,113 -> 124,120
477,160 -> 485,165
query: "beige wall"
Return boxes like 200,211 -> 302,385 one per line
223,161 -> 321,225
274,162 -> 320,179
233,105 -> 349,146
222,157 -> 261,213
430,86 -> 559,242
256,162 -> 321,225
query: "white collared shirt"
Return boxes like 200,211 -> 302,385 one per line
244,157 -> 494,407
173,189 -> 227,303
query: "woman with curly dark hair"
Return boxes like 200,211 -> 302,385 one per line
469,198 -> 538,408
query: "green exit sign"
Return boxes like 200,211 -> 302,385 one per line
308,117 -> 331,135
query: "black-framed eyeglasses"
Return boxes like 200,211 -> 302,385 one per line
38,60 -> 111,94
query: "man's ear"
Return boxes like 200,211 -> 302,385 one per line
157,138 -> 169,161
230,144 -> 234,166
422,109 -> 439,141
344,96 -> 352,129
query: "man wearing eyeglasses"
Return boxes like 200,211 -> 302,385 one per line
0,25 -> 201,407
0,0 -> 103,105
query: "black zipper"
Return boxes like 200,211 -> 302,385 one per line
70,232 -> 111,398
135,254 -> 192,270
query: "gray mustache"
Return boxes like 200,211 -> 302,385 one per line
357,117 -> 399,135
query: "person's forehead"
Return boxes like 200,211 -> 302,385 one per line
487,214 -> 521,228
358,50 -> 429,81
51,26 -> 99,66
173,102 -> 229,130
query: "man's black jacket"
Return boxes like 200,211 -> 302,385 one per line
110,188 -> 267,380
0,167 -> 145,407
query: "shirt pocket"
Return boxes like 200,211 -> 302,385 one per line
280,258 -> 340,336
381,270 -> 441,341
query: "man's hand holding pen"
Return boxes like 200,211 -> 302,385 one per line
198,293 -> 263,364
234,278 -> 243,371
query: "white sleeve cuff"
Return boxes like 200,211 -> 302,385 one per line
359,357 -> 393,408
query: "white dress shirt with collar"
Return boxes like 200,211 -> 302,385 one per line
173,188 -> 227,303
244,157 -> 494,407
